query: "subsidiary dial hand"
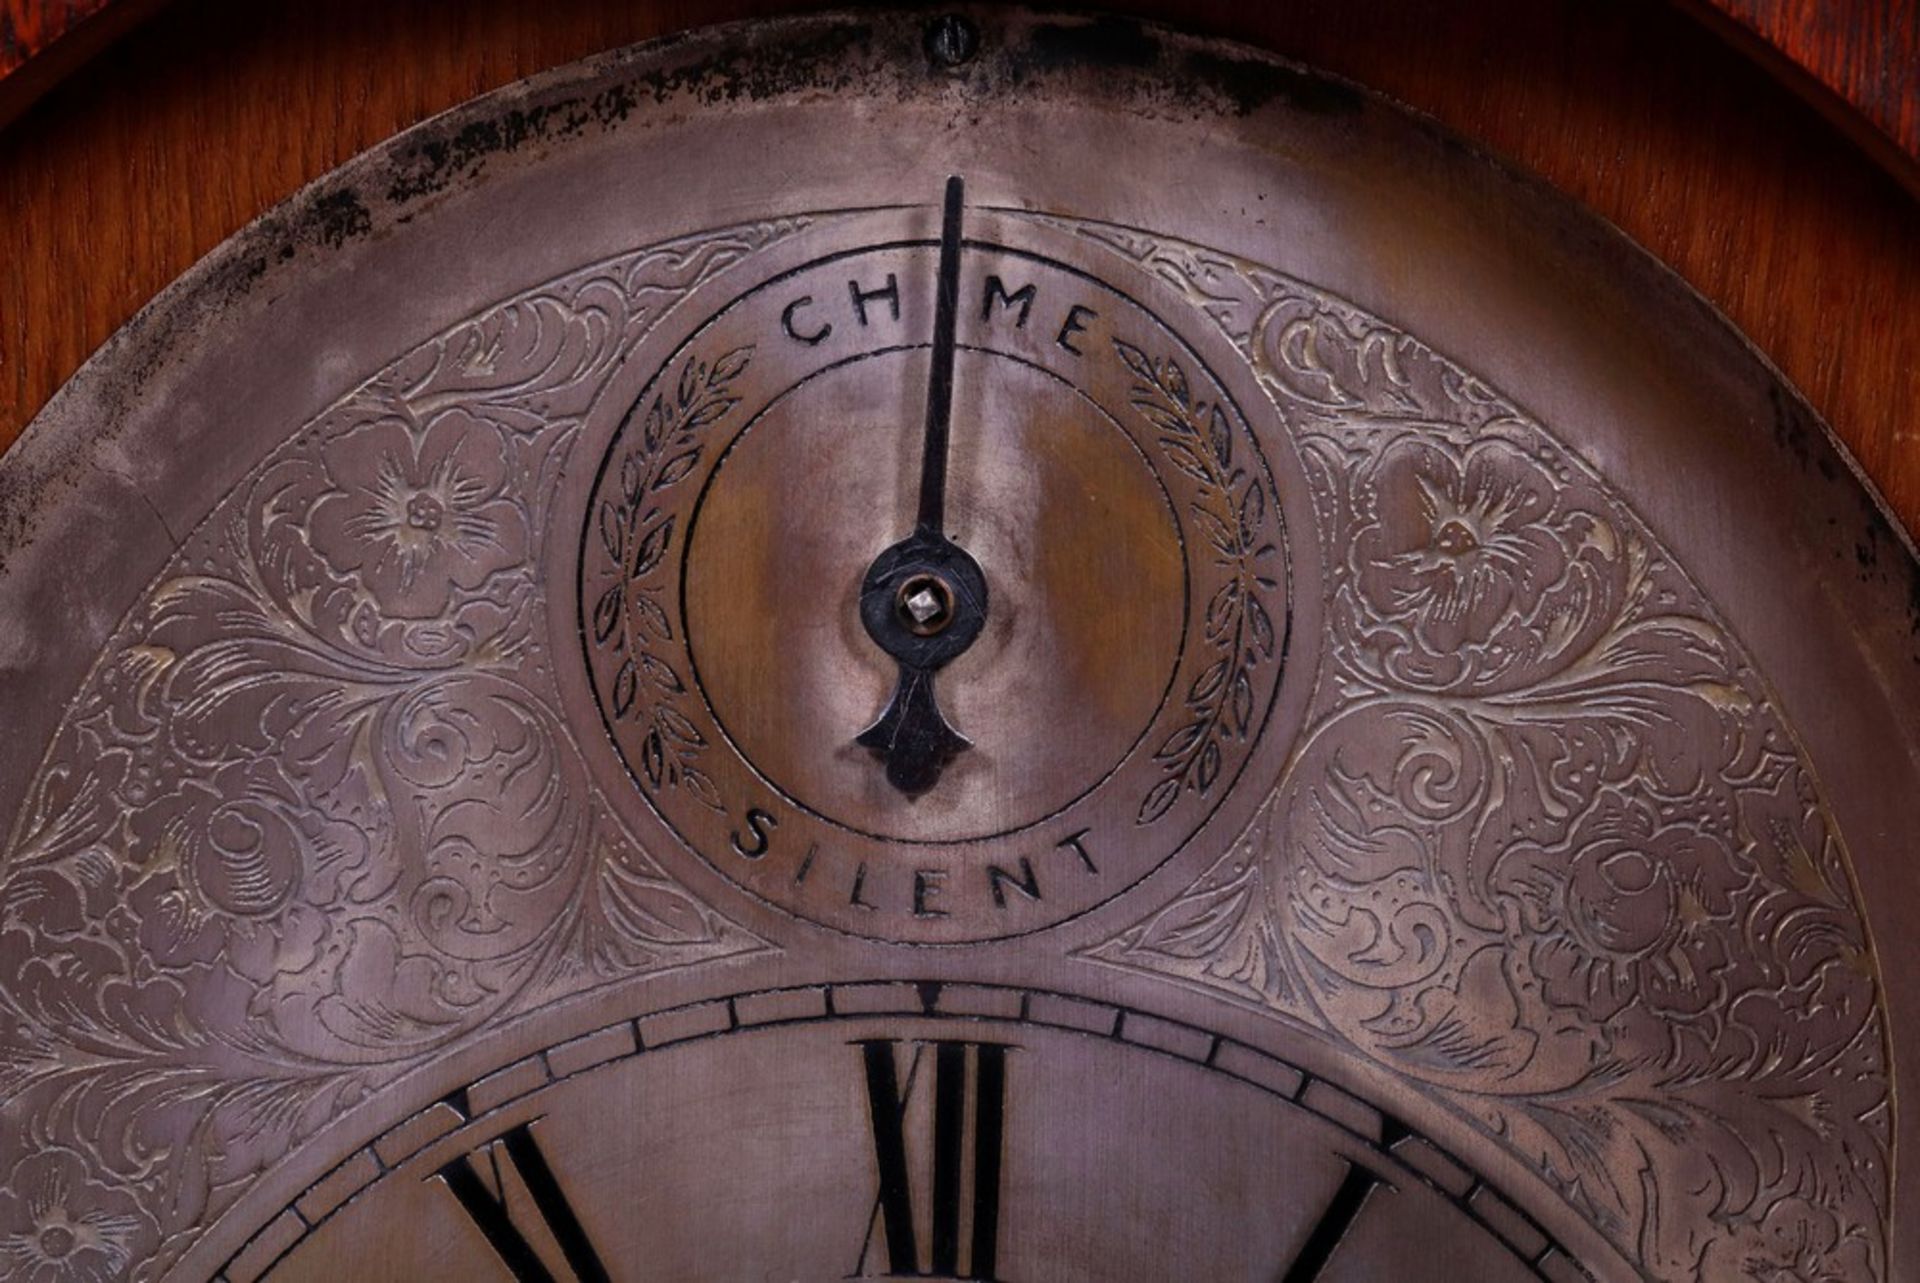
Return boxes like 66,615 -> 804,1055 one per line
856,176 -> 989,794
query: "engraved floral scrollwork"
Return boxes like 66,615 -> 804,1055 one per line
1696,1196 -> 1877,1283
0,222 -> 803,1280
0,1147 -> 158,1283
1343,435 -> 1628,696
1070,221 -> 1893,1281
306,410 -> 530,621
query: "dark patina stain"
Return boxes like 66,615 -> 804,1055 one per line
1023,15 -> 1162,72
1769,382 -> 1816,475
1768,374 -> 1920,653
305,188 -> 374,250
1184,50 -> 1363,118
1909,564 -> 1920,648
993,13 -> 1363,122
382,23 -> 874,206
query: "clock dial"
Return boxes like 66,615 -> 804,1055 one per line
576,207 -> 1303,941
254,987 -> 1564,1283
0,11 -> 1912,1283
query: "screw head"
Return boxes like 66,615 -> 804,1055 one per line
924,14 -> 979,69
896,573 -> 956,635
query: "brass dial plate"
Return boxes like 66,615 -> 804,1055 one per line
0,11 -> 1914,1283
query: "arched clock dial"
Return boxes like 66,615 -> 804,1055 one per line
0,11 -> 1913,1283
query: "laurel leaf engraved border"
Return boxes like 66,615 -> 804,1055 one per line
1053,217 -> 1894,1283
588,344 -> 756,814
0,221 -> 812,1281
1115,338 -> 1284,828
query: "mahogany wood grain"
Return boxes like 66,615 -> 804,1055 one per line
0,0 -> 156,127
0,0 -> 113,78
2,0 -> 1917,537
1693,0 -> 1920,192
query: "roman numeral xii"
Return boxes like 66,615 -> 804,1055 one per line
855,1039 -> 1010,1280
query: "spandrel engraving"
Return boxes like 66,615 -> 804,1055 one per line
1068,220 -> 1891,1281
0,223 -> 801,1280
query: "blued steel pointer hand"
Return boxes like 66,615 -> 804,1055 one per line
856,176 -> 989,795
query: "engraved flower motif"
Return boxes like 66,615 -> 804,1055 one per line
308,411 -> 527,618
1349,436 -> 1623,692
1495,787 -> 1747,1029
1696,1196 -> 1877,1283
0,1149 -> 157,1283
1,860 -> 107,941
125,759 -> 331,981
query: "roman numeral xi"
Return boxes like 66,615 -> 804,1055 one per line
436,1123 -> 611,1283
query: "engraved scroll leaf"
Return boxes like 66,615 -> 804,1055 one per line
0,224 -> 797,1279
1072,226 -> 1891,1282
1054,220 -> 1509,432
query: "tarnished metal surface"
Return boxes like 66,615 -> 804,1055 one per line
0,10 -> 1915,1281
